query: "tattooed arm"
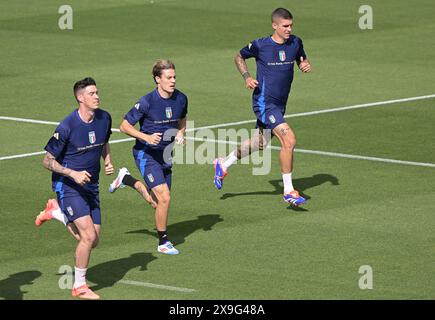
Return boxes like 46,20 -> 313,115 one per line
234,53 -> 258,89
42,152 -> 91,186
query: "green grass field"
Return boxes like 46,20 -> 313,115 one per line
1,0 -> 434,300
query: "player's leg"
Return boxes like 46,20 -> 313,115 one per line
213,121 -> 271,190
143,165 -> 178,255
35,198 -> 68,227
71,215 -> 100,299
64,194 -> 100,299
272,121 -> 305,206
109,166 -> 157,208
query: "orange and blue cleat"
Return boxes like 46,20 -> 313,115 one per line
213,158 -> 228,190
72,284 -> 100,300
283,190 -> 306,206
35,199 -> 59,227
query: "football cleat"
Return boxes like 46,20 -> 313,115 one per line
283,190 -> 306,206
157,241 -> 179,255
35,199 -> 59,227
71,284 -> 100,300
109,167 -> 130,193
213,158 -> 228,190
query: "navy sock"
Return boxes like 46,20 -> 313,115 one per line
157,230 -> 169,245
122,174 -> 139,188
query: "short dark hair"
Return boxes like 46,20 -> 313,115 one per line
152,59 -> 175,83
271,8 -> 293,22
73,77 -> 96,101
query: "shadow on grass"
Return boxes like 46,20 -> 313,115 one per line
220,173 -> 340,211
126,214 -> 224,245
87,253 -> 157,292
0,271 -> 42,300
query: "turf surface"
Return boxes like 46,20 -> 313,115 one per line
0,0 -> 434,300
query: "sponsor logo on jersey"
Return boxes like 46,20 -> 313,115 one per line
66,206 -> 74,216
279,50 -> 286,62
147,174 -> 154,183
165,107 -> 173,119
134,103 -> 140,110
88,131 -> 96,144
269,115 -> 276,124
53,132 -> 59,140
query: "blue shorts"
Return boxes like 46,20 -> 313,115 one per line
133,149 -> 172,190
253,104 -> 286,130
54,181 -> 101,225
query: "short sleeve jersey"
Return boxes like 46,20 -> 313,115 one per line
124,89 -> 188,152
44,108 -> 112,191
239,35 -> 307,108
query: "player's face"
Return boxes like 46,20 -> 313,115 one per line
272,18 -> 293,40
156,69 -> 176,95
78,85 -> 100,109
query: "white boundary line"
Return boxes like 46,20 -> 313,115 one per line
118,279 -> 195,293
187,137 -> 435,168
3,136 -> 435,168
1,93 -> 435,167
1,93 -> 435,132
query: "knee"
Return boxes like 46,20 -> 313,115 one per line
281,135 -> 296,150
81,231 -> 97,246
157,192 -> 171,206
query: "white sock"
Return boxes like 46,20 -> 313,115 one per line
74,267 -> 87,288
222,151 -> 238,171
52,208 -> 68,226
282,172 -> 294,194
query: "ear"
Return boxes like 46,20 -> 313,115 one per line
155,76 -> 160,84
272,21 -> 278,30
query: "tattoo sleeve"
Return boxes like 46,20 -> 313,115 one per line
43,152 -> 71,177
234,53 -> 250,79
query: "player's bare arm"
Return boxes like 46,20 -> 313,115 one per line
234,53 -> 259,89
42,152 -> 91,186
101,143 -> 114,175
175,117 -> 187,145
297,56 -> 311,73
120,119 -> 162,145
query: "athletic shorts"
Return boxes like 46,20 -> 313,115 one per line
53,180 -> 101,225
253,104 -> 286,131
133,149 -> 172,190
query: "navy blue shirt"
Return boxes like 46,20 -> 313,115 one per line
45,108 -> 112,192
240,35 -> 306,109
124,89 -> 188,152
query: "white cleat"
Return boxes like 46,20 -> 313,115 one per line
109,167 -> 130,193
157,241 -> 179,255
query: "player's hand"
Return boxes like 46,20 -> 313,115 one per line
245,77 -> 259,89
299,56 -> 311,73
105,162 -> 114,175
70,170 -> 92,186
146,132 -> 162,145
175,132 -> 185,145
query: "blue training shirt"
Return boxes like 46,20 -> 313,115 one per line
240,35 -> 307,109
124,88 -> 188,152
45,108 -> 112,192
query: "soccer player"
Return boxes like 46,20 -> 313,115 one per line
213,8 -> 311,206
109,60 -> 187,255
35,77 -> 113,299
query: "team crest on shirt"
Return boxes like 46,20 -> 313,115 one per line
88,131 -> 96,144
269,115 -> 276,124
165,107 -> 173,119
147,174 -> 155,183
279,50 -> 286,62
